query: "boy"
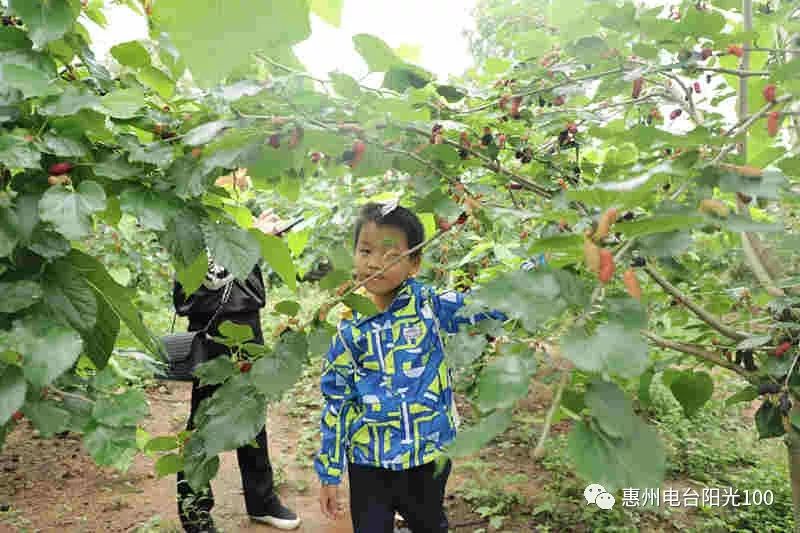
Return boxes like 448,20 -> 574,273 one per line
315,202 -> 512,532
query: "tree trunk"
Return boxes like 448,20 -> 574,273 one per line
786,408 -> 800,532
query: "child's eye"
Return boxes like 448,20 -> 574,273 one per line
359,249 -> 370,256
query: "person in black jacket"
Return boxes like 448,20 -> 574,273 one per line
173,214 -> 301,532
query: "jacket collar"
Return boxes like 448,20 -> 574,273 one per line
351,277 -> 417,327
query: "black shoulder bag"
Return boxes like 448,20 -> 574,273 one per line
157,282 -> 233,381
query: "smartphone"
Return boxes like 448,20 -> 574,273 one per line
274,216 -> 305,236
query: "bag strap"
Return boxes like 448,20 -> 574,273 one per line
201,281 -> 233,333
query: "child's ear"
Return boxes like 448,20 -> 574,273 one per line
410,254 -> 422,275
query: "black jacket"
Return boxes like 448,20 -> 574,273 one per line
173,264 -> 266,335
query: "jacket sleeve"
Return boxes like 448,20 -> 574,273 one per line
314,326 -> 358,485
430,254 -> 548,333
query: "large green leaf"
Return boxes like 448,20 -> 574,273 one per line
562,323 -> 650,379
475,355 -> 537,412
39,180 -> 106,240
584,380 -> 636,439
39,86 -> 101,116
0,281 -> 42,314
13,314 -> 83,388
470,270 -> 580,332
445,330 -> 489,369
0,63 -> 59,98
568,416 -> 666,493
8,0 -> 80,50
40,131 -> 88,157
43,259 -> 98,333
119,188 -> 180,231
194,357 -> 237,387
446,409 -> 513,458
755,400 -> 785,439
353,33 -> 401,72
0,366 -> 27,426
22,399 -> 69,437
170,155 -> 211,198
245,330 -> 308,400
202,222 -> 261,281
154,0 -> 311,87
83,422 -> 138,470
0,134 -> 42,169
101,88 -> 146,119
255,232 -> 297,291
92,390 -> 149,427
668,370 -> 713,417
67,251 -> 163,357
110,41 -> 151,69
195,377 -> 266,456
0,208 -> 18,258
82,291 -> 121,369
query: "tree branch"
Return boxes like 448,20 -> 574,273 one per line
642,263 -> 748,341
641,330 -> 753,380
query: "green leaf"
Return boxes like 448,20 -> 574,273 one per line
94,154 -> 140,181
584,380 -> 636,439
679,7 -> 725,38
383,63 -> 432,92
668,370 -> 713,417
119,188 -> 179,231
567,36 -> 610,63
146,436 -> 179,453
127,140 -> 175,168
311,0 -> 342,26
182,432 -> 219,490
736,335 -> 772,351
43,259 -> 98,333
92,390 -> 149,427
22,399 -> 68,437
137,65 -> 175,99
184,120 -> 234,147
246,339 -> 306,400
0,208 -> 18,258
14,314 -> 83,388
0,26 -> 33,52
568,416 -> 666,493
67,250 -> 163,357
203,223 -> 261,281
163,211 -> 206,270
40,131 -> 87,157
342,293 -> 378,317
195,378 -> 266,456
255,232 -> 296,291
82,290 -> 120,369
445,329 -> 488,369
84,422 -> 137,469
0,281 -> 42,314
8,0 -> 80,50
755,400 -> 785,439
110,40 -> 151,69
39,86 -> 100,116
470,270 -> 573,332
353,33 -> 400,72
39,180 -> 107,240
0,63 -> 59,98
155,453 -> 184,476
153,0 -> 311,87
476,355 -> 537,412
562,323 -> 650,379
218,321 -> 256,345
0,366 -> 27,425
0,134 -> 42,169
274,300 -> 301,317
330,72 -> 362,98
446,409 -> 513,458
194,357 -> 237,387
101,88 -> 146,119
436,85 -> 465,103
718,168 -> 786,200
725,386 -> 758,407
617,215 -> 705,238
169,155 -> 211,199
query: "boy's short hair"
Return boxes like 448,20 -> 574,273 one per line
354,202 -> 425,258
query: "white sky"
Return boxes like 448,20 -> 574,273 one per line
87,0 -> 477,84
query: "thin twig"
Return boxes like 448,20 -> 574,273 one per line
531,370 -> 569,460
642,263 -> 747,341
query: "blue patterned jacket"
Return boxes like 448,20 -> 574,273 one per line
314,277 -> 508,485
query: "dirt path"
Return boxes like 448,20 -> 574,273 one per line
0,381 -> 353,533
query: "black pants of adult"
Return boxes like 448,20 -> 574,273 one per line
176,313 -> 275,532
348,459 -> 452,533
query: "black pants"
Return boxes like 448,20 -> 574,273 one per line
348,459 -> 451,533
177,314 -> 275,531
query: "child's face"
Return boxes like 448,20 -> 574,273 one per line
354,221 -> 420,298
